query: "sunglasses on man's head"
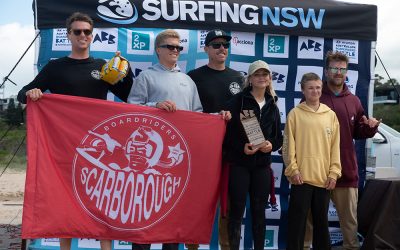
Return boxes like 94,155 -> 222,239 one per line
71,29 -> 92,36
159,44 -> 184,52
328,67 -> 347,74
209,42 -> 230,49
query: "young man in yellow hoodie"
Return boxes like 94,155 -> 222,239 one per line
283,72 -> 341,250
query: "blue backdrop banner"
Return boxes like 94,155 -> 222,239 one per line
28,27 -> 372,250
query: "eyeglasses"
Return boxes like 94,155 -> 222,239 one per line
71,29 -> 92,36
159,44 -> 184,52
328,67 -> 347,74
209,42 -> 230,49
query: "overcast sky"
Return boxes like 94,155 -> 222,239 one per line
0,0 -> 399,98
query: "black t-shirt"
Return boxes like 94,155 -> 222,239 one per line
188,65 -> 243,113
17,56 -> 133,103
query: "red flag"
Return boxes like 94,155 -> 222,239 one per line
22,94 -> 226,244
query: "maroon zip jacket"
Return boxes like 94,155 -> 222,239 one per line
320,82 -> 377,187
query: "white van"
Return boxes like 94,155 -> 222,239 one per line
368,123 -> 400,178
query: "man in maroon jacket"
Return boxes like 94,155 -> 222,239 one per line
304,51 -> 380,250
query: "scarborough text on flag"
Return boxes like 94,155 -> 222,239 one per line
22,94 -> 226,244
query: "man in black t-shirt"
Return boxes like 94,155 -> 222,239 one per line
17,12 -> 133,250
188,30 -> 243,114
187,29 -> 243,250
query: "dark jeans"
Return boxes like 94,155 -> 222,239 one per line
286,183 -> 331,250
131,243 -> 179,250
228,164 -> 271,250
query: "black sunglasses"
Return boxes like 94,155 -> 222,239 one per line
209,42 -> 230,49
71,29 -> 92,36
159,44 -> 184,52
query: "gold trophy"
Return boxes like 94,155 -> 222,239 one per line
240,110 -> 266,149
100,56 -> 129,85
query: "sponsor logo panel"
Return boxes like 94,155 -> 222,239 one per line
270,64 -> 288,91
266,195 -> 281,220
333,39 -> 359,64
40,238 -> 59,246
197,30 -> 208,52
240,225 -> 245,249
276,98 -> 286,124
114,240 -> 133,249
231,32 -> 256,56
297,36 -> 324,59
328,200 -> 339,221
176,29 -> 190,54
294,98 -> 302,107
106,61 -> 152,102
265,226 -> 279,249
177,60 -> 188,73
194,59 -> 208,69
295,66 -> 323,92
345,70 -> 359,95
329,227 -> 344,246
77,239 -> 100,248
229,61 -> 251,77
91,28 -> 119,52
271,163 -> 283,189
263,34 -> 289,58
127,31 -> 154,55
129,61 -> 153,78
52,28 -> 71,51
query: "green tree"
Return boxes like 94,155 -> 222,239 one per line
373,74 -> 400,130
374,74 -> 385,88
383,78 -> 399,87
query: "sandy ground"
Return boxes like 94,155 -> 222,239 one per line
0,170 -> 25,225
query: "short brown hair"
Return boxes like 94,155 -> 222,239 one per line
300,72 -> 321,90
66,12 -> 94,33
155,29 -> 180,48
325,51 -> 349,69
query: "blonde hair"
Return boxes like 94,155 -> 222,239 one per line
300,72 -> 321,90
244,71 -> 277,103
155,29 -> 180,48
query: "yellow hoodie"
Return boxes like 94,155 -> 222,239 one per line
283,102 -> 341,188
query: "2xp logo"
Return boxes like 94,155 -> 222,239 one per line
131,32 -> 150,50
97,0 -> 138,24
72,113 -> 190,230
267,36 -> 285,54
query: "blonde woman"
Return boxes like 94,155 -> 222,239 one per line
224,60 -> 283,250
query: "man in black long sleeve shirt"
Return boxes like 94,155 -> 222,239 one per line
17,12 -> 133,250
18,14 -> 133,104
18,56 -> 133,103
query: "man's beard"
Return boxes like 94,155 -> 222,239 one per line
328,76 -> 344,86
